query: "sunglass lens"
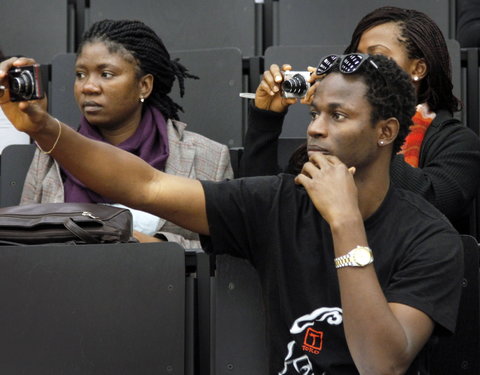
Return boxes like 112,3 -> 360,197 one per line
341,54 -> 365,73
316,55 -> 339,75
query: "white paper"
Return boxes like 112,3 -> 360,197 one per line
0,108 -> 30,153
109,203 -> 162,236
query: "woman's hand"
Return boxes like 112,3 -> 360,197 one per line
133,230 -> 165,243
254,64 -> 297,112
0,57 -> 49,135
299,66 -> 324,106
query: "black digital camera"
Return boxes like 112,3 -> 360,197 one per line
8,64 -> 45,102
281,71 -> 311,99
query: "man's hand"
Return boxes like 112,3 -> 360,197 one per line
0,57 -> 49,135
294,153 -> 358,225
255,64 -> 297,112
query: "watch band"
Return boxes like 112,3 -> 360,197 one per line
334,246 -> 373,269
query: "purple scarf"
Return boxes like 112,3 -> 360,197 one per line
62,105 -> 169,203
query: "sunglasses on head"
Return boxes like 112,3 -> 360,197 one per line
316,53 -> 380,76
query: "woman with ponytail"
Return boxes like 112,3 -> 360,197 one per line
20,19 -> 233,246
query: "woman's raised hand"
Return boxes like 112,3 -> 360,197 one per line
0,57 -> 49,135
254,63 -> 297,113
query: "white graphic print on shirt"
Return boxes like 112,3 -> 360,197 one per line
279,307 -> 343,375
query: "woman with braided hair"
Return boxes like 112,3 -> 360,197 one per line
240,6 -> 480,234
20,19 -> 233,246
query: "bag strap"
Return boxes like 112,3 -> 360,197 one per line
64,218 -> 101,244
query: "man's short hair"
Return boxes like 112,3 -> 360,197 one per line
329,54 -> 416,155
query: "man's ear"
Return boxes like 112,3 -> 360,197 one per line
377,117 -> 399,147
139,73 -> 154,99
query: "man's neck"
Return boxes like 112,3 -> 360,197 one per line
354,165 -> 391,221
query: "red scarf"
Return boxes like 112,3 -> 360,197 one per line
399,104 -> 436,167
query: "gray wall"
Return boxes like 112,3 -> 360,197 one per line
88,0 -> 258,57
275,0 -> 454,47
0,0 -> 69,64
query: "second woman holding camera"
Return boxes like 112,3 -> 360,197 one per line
240,6 -> 480,234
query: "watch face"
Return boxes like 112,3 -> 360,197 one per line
353,247 -> 372,266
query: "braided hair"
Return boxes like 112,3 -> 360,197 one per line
345,6 -> 461,114
78,19 -> 198,120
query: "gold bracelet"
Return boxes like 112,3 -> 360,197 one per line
35,118 -> 62,154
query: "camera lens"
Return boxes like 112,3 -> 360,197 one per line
282,74 -> 308,96
10,77 -> 23,95
10,70 -> 34,100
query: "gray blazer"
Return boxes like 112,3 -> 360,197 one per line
20,119 -> 233,248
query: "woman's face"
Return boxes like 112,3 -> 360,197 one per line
356,22 -> 417,78
74,41 -> 145,135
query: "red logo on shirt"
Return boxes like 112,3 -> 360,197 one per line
302,327 -> 323,354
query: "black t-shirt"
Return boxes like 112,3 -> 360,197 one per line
200,174 -> 463,375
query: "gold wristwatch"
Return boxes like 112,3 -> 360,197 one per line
334,246 -> 373,269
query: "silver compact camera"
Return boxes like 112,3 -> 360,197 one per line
281,71 -> 311,99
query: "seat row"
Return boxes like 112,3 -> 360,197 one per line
0,236 -> 476,374
1,0 -> 455,67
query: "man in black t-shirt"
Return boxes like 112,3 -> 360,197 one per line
0,54 -> 463,374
